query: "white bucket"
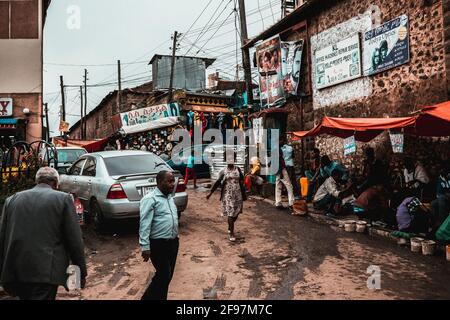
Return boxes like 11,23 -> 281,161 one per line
422,240 -> 436,256
344,221 -> 356,233
446,245 -> 450,262
356,221 -> 367,233
410,237 -> 424,253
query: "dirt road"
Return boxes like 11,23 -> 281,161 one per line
59,185 -> 450,300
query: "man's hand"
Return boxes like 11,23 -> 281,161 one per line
81,277 -> 86,289
142,250 -> 151,262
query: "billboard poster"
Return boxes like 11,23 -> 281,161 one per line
281,40 -> 304,95
256,36 -> 281,75
120,103 -> 180,127
256,36 -> 285,108
313,34 -> 362,89
363,15 -> 410,76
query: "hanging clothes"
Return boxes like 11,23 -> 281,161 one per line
238,112 -> 245,130
217,112 -> 226,130
186,111 -> 194,129
206,113 -> 215,130
200,112 -> 207,133
232,115 -> 239,129
193,111 -> 201,128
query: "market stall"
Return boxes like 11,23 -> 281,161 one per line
291,100 -> 450,142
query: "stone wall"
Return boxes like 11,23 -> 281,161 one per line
282,0 -> 448,171
444,0 -> 450,96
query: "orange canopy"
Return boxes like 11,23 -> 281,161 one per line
292,116 -> 416,142
292,100 -> 450,142
53,137 -> 109,153
407,100 -> 450,136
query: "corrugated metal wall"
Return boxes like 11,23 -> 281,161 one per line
154,56 -> 207,91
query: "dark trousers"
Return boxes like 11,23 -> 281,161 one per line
314,194 -> 339,213
3,283 -> 58,300
286,166 -> 300,197
141,238 -> 179,300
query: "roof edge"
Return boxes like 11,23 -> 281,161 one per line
243,0 -> 339,49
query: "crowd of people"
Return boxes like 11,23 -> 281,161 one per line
304,147 -> 450,241
239,138 -> 450,242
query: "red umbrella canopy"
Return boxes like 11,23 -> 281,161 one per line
409,101 -> 450,137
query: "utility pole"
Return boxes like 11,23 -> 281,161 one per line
44,103 -> 49,142
83,69 -> 88,139
237,0 -> 254,105
80,86 -> 84,140
168,31 -> 178,102
59,75 -> 65,136
117,60 -> 122,114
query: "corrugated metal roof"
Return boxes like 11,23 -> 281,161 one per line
149,54 -> 216,68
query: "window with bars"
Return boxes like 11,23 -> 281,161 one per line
95,117 -> 100,130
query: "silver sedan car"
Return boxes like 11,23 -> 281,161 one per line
59,150 -> 188,229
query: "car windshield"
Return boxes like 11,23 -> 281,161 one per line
58,149 -> 86,163
104,154 -> 170,176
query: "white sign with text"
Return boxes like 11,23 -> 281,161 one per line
0,98 -> 13,117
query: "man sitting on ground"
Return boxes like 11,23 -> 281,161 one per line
359,147 -> 388,192
403,157 -> 430,198
319,155 -> 349,183
313,169 -> 353,216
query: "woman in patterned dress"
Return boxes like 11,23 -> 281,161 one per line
207,159 -> 246,242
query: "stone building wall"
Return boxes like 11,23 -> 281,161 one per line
70,91 -> 151,140
281,0 -> 449,173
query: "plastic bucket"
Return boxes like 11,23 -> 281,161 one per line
344,221 -> 356,232
446,245 -> 450,262
410,237 -> 424,253
356,221 -> 367,233
300,177 -> 308,198
422,240 -> 436,256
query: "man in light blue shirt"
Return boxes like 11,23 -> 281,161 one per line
281,138 -> 300,200
139,170 -> 179,300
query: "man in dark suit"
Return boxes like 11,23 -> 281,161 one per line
0,167 -> 87,300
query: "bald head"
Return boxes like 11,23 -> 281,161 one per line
156,170 -> 175,196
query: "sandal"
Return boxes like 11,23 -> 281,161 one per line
229,236 -> 236,242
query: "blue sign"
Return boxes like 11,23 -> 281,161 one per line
0,118 -> 17,125
363,15 -> 410,76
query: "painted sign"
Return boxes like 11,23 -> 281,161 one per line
0,98 -> 13,117
344,135 -> 356,156
256,36 -> 285,108
120,103 -> 181,135
281,40 -> 304,95
314,34 -> 362,89
390,133 -> 404,153
363,15 -> 410,76
120,103 -> 180,127
59,121 -> 70,133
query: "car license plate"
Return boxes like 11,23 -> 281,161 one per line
140,186 -> 155,196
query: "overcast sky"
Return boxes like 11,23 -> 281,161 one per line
43,0 -> 282,136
